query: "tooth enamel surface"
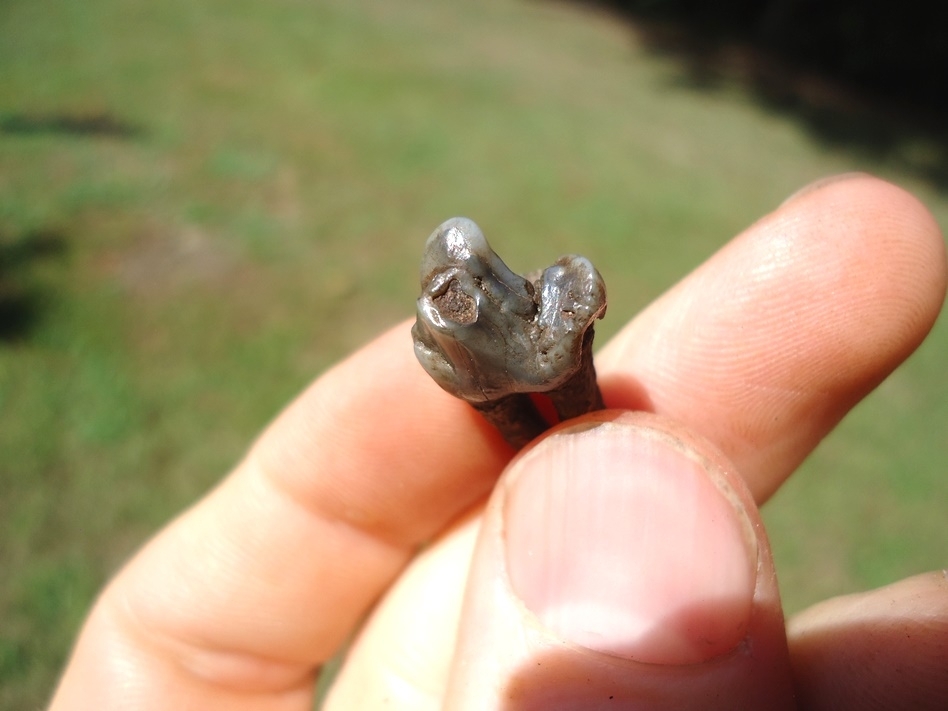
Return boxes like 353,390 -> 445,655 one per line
412,217 -> 606,436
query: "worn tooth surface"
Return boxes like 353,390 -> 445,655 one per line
536,255 -> 607,373
412,217 -> 607,448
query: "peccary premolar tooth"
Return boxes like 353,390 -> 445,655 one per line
412,217 -> 606,448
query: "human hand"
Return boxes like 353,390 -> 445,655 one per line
48,174 -> 948,710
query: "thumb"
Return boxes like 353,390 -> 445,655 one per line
445,411 -> 795,710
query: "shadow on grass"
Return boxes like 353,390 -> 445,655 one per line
565,2 -> 948,190
0,111 -> 144,139
0,230 -> 67,342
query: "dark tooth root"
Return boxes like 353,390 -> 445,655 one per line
412,217 -> 607,448
472,395 -> 548,450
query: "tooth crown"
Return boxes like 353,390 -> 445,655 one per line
412,217 -> 606,446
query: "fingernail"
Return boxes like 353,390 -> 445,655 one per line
504,419 -> 757,664
779,171 -> 871,206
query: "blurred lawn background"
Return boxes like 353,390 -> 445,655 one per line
1,0 -> 946,707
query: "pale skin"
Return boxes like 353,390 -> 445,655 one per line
49,174 -> 948,710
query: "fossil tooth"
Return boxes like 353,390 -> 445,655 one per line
412,217 -> 606,448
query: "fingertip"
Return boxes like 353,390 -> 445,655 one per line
780,173 -> 946,311
597,174 -> 945,503
776,173 -> 947,363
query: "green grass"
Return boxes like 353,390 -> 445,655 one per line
1,0 -> 946,708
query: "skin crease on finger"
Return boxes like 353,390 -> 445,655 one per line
48,175 -> 947,711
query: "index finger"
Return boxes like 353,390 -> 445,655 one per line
598,174 -> 946,502
50,323 -> 512,709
